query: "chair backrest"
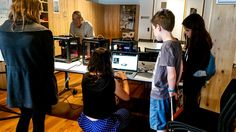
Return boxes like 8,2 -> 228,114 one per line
144,47 -> 160,53
220,79 -> 236,111
218,93 -> 236,132
218,79 -> 236,132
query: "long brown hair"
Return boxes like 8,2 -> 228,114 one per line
8,0 -> 42,30
182,13 -> 213,50
87,47 -> 113,77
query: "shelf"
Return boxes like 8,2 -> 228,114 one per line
120,5 -> 136,33
40,0 -> 48,28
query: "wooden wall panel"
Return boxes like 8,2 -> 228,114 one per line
48,0 -> 104,55
200,2 -> 236,113
103,5 -> 120,40
103,5 -> 139,40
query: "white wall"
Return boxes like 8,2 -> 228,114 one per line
203,0 -> 213,31
138,0 -> 154,40
166,0 -> 185,40
138,0 -> 185,40
185,0 -> 204,16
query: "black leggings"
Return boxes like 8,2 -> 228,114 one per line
16,107 -> 47,132
183,76 -> 206,116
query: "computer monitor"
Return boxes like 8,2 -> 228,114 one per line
111,52 -> 138,72
82,37 -> 110,65
111,39 -> 138,53
53,35 -> 81,63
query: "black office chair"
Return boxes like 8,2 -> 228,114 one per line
143,48 -> 160,62
218,93 -> 236,132
144,47 -> 160,53
168,79 -> 236,132
218,79 -> 236,132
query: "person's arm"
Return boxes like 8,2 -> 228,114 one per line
69,22 -> 74,36
177,59 -> 183,84
85,22 -> 95,37
167,66 -> 178,100
114,71 -> 130,101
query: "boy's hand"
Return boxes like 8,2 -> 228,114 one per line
169,91 -> 178,100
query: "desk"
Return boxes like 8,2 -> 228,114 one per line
54,61 -> 82,95
58,61 -> 153,83
138,42 -> 162,52
54,60 -> 183,119
138,41 -> 185,52
54,60 -> 153,84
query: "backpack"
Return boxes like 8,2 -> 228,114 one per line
206,52 -> 216,80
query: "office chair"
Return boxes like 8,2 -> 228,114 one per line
168,79 -> 236,132
143,48 -> 160,62
144,47 -> 160,53
218,93 -> 236,132
218,79 -> 236,132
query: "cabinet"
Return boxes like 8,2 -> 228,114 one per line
120,5 -> 137,39
40,0 -> 49,28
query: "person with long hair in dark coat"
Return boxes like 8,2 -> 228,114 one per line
182,13 -> 213,122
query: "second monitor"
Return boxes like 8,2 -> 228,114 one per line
82,37 -> 110,65
111,38 -> 138,53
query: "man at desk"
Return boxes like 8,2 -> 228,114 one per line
70,11 -> 94,58
69,11 -> 94,39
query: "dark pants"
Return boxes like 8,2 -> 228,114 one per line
183,76 -> 206,119
16,107 -> 49,132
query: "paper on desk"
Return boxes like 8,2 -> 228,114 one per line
0,50 -> 4,61
54,61 -> 81,70
134,73 -> 153,83
69,65 -> 88,74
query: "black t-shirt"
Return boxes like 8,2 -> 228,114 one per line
82,72 -> 116,119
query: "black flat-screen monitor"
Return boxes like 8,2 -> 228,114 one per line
111,39 -> 138,53
54,35 -> 81,63
82,37 -> 110,65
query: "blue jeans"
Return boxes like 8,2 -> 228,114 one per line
149,97 -> 170,130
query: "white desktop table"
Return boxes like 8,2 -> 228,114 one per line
54,61 -> 154,83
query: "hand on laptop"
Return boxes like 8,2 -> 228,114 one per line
114,71 -> 127,81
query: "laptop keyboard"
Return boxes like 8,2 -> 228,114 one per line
125,71 -> 137,79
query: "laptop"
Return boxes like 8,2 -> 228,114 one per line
112,52 -> 138,79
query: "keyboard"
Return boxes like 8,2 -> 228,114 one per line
125,71 -> 137,79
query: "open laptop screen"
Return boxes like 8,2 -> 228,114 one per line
112,52 -> 138,71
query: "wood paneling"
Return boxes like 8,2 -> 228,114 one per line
48,0 -> 104,55
104,5 -> 121,40
103,5 -> 139,40
49,0 -> 104,36
200,2 -> 236,113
